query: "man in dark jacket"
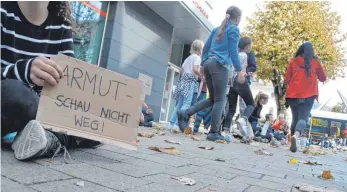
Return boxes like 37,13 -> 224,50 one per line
246,50 -> 257,84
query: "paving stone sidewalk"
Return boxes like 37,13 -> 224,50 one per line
2,127 -> 347,192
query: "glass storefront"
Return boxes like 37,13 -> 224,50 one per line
70,1 -> 109,64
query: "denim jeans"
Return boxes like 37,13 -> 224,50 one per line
193,92 -> 212,132
139,110 -> 154,127
186,58 -> 229,133
170,87 -> 194,126
286,96 -> 315,136
223,78 -> 255,130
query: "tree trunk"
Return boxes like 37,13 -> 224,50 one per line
271,69 -> 287,117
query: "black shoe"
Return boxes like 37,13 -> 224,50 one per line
77,138 -> 104,149
206,132 -> 231,142
290,135 -> 297,153
12,120 -> 66,160
177,110 -> 189,132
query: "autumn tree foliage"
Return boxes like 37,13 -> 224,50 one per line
244,1 -> 346,115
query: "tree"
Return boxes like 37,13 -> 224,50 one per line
244,2 -> 346,116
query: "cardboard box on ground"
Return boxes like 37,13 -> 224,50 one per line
36,54 -> 144,150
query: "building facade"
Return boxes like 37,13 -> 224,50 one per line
71,1 -> 214,121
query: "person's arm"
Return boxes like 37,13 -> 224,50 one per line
202,28 -> 215,62
142,102 -> 149,110
192,56 -> 201,77
227,26 -> 241,72
246,51 -> 257,73
315,60 -> 327,82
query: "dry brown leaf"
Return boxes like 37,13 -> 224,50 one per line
215,140 -> 228,144
164,140 -> 181,145
148,146 -> 181,155
344,158 -> 347,162
138,132 -> 154,138
156,132 -> 166,136
293,184 -> 338,192
208,188 -> 217,191
303,161 -> 322,166
215,158 -> 226,162
319,170 -> 334,180
254,149 -> 273,156
191,136 -> 201,141
185,127 -> 193,135
199,146 -> 214,150
171,130 -> 180,134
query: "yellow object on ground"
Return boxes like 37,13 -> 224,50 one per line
289,157 -> 298,164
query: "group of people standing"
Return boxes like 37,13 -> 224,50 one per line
168,6 -> 327,153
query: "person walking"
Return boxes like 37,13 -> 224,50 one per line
177,6 -> 245,142
222,37 -> 255,142
193,82 -> 212,134
168,40 -> 204,130
285,42 -> 327,152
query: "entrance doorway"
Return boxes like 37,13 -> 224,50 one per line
160,63 -> 181,122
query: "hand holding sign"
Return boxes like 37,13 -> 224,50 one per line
30,56 -> 63,86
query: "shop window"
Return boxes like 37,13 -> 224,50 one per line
70,1 -> 109,64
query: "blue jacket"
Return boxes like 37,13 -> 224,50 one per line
202,22 -> 242,72
246,51 -> 257,84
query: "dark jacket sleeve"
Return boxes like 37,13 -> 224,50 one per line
246,51 -> 257,73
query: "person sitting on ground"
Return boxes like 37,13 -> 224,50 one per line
1,1 -> 101,161
271,114 -> 285,131
139,102 -> 156,127
320,133 -> 330,148
248,92 -> 269,136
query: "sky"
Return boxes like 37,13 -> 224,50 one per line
209,0 -> 347,103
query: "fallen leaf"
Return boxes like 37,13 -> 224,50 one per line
344,158 -> 347,162
199,146 -> 214,150
138,132 -> 154,138
293,184 -> 338,192
215,140 -> 228,144
215,158 -> 226,162
208,188 -> 217,191
172,176 -> 196,186
164,140 -> 181,145
288,158 -> 298,164
185,127 -> 193,135
191,136 -> 201,141
171,130 -> 180,134
157,132 -> 166,136
75,181 -> 84,187
302,161 -> 322,166
254,149 -> 273,156
319,170 -> 334,180
148,146 -> 181,155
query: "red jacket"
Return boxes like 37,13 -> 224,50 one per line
285,57 -> 326,99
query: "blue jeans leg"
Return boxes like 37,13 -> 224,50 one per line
193,92 -> 207,132
170,88 -> 194,126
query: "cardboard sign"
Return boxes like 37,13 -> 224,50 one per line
36,54 -> 143,150
138,73 -> 153,96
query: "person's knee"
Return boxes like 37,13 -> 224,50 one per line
2,79 -> 39,118
296,119 -> 306,133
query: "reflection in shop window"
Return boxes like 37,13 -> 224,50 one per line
70,1 -> 108,64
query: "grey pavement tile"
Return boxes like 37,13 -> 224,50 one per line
1,150 -> 17,163
121,152 -> 191,167
29,179 -> 115,192
95,162 -> 165,178
49,163 -> 151,191
1,177 -> 37,192
78,148 -> 134,161
183,172 -> 247,190
127,182 -> 197,192
123,158 -> 172,170
142,173 -> 209,191
231,176 -> 292,192
205,164 -> 262,179
1,162 -> 71,185
164,165 -> 203,177
69,150 -> 119,165
245,186 -> 281,192
196,184 -> 249,192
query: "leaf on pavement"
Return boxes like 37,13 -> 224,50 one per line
319,170 -> 334,180
302,161 -> 322,166
254,149 -> 273,156
208,188 -> 217,191
148,146 -> 181,155
288,158 -> 298,164
156,131 -> 166,136
293,184 -> 338,192
164,140 -> 181,145
215,140 -> 228,144
191,136 -> 201,141
199,146 -> 214,150
215,158 -> 226,162
75,181 -> 84,187
172,176 -> 196,186
171,129 -> 180,134
344,158 -> 347,162
138,132 -> 154,138
185,127 -> 193,135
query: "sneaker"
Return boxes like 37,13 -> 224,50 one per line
254,137 -> 262,142
12,120 -> 63,160
177,110 -> 189,133
207,132 -> 231,143
76,139 -> 103,149
236,117 -> 248,137
290,135 -> 298,153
